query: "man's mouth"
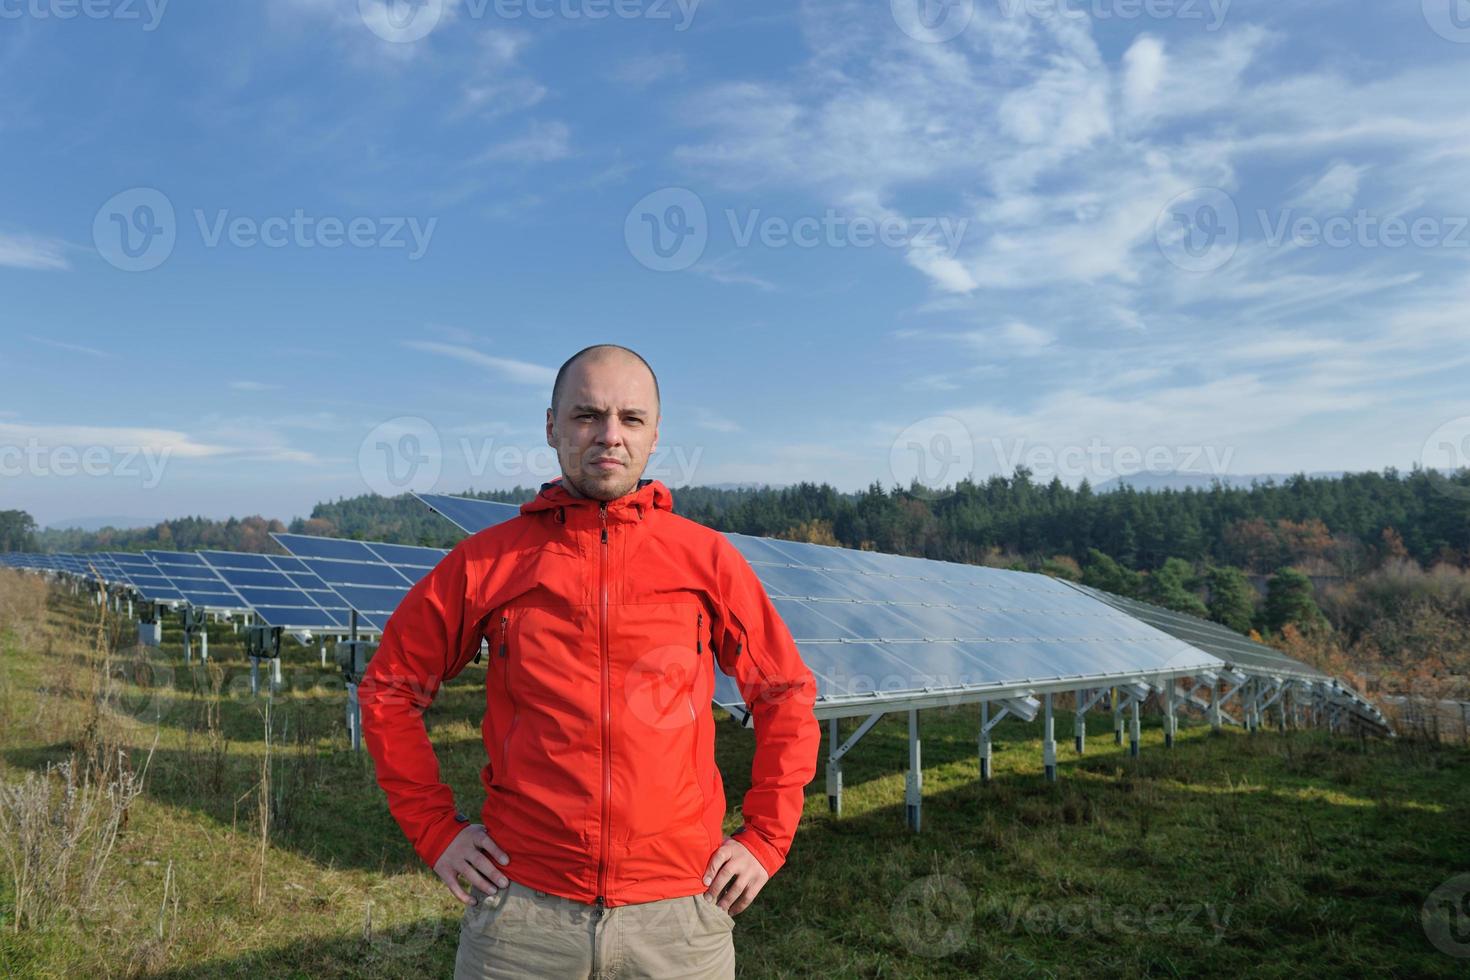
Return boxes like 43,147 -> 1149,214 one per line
590,458 -> 623,470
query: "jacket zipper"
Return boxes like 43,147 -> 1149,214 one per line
499,614 -> 517,773
697,610 -> 702,654
596,502 -> 610,915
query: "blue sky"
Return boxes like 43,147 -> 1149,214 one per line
3,0 -> 1469,527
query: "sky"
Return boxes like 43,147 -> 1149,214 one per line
2,0 -> 1469,528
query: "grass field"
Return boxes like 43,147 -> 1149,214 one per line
1,578 -> 1467,978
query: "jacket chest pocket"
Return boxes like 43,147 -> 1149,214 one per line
490,604 -> 601,787
613,601 -> 710,842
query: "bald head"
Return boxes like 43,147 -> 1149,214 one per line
550,344 -> 660,418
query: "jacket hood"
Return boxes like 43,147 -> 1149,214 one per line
521,476 -> 673,526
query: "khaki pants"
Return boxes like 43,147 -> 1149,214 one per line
454,880 -> 736,979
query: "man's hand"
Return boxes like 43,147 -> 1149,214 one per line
701,835 -> 769,915
433,824 -> 511,906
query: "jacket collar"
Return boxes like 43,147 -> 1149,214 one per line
521,476 -> 673,528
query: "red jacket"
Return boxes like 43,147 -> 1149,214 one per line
359,477 -> 821,907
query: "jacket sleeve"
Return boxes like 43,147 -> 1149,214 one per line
710,538 -> 820,877
359,541 -> 487,869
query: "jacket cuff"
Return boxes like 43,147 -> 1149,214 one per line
731,825 -> 784,877
416,810 -> 470,868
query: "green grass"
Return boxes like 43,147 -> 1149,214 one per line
2,589 -> 1468,978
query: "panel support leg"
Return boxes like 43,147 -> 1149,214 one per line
905,709 -> 922,832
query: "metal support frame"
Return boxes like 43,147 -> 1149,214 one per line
246,624 -> 283,696
826,710 -> 885,816
1074,688 -> 1106,754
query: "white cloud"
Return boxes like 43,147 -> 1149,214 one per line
1121,35 -> 1166,123
1290,161 -> 1368,213
0,231 -> 68,271
613,52 -> 687,89
478,120 -> 571,164
27,335 -> 106,357
403,340 -> 556,384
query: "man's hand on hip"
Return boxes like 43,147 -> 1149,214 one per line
702,835 -> 769,915
434,824 -> 511,906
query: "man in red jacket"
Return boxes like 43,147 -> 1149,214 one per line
359,344 -> 821,978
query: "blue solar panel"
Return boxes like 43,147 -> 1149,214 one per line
272,534 -> 379,563
413,493 -> 522,534
367,542 -> 447,568
197,550 -> 354,631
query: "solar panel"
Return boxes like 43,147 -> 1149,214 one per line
1061,581 -> 1328,681
268,534 -> 450,633
101,552 -> 184,603
145,550 -> 251,613
196,550 -> 353,631
413,493 -> 521,535
721,533 -> 1223,714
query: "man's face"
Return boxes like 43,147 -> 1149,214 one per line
545,353 -> 660,501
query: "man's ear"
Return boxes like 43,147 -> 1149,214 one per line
545,407 -> 555,446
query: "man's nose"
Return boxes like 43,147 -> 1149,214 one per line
597,419 -> 624,446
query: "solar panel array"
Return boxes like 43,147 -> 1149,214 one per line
406,492 -> 1236,717
0,491 -> 1390,735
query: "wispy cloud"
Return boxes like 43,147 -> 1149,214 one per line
1,232 -> 68,271
27,335 -> 107,357
403,340 -> 556,384
229,380 -> 280,392
478,120 -> 571,164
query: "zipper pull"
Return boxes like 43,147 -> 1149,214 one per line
697,611 -> 702,654
600,502 -> 608,544
499,614 -> 508,658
